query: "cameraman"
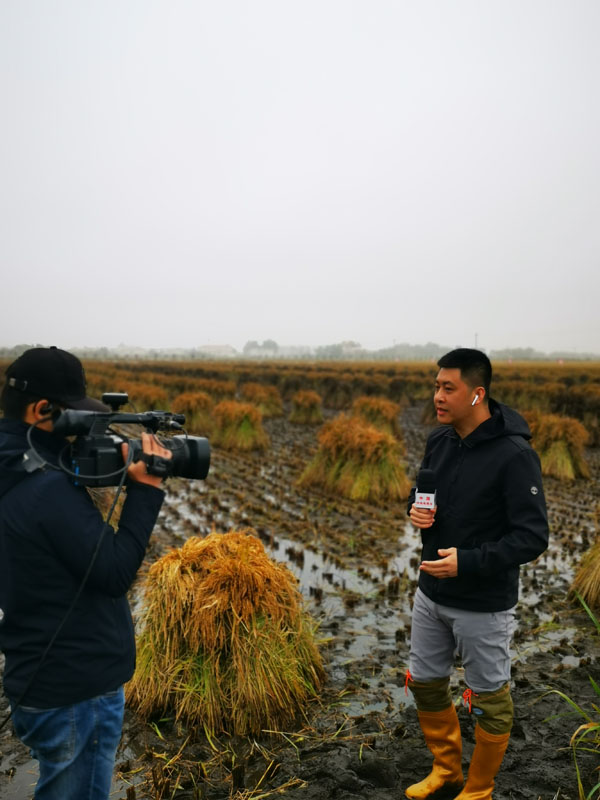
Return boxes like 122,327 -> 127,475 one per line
0,346 -> 171,800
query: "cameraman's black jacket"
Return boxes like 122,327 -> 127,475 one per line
0,420 -> 164,707
409,401 -> 548,612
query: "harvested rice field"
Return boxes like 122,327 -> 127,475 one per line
1,360 -> 599,799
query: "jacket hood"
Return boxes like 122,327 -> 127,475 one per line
0,419 -> 66,499
462,399 -> 531,447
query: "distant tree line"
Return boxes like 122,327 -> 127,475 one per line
1,342 -> 599,362
488,347 -> 600,361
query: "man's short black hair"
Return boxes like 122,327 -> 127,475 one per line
437,348 -> 492,397
0,384 -> 43,421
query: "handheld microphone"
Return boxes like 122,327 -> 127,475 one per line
414,468 -> 437,510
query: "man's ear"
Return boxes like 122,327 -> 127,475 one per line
33,399 -> 53,418
472,386 -> 487,405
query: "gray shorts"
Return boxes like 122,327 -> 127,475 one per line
408,588 -> 516,693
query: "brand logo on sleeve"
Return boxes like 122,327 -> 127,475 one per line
530,486 -> 539,495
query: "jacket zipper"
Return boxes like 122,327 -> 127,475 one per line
432,439 -> 464,600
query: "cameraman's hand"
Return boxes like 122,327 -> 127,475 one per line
121,433 -> 172,489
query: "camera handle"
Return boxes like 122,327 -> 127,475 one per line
136,452 -> 172,478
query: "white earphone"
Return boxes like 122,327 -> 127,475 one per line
471,394 -> 479,406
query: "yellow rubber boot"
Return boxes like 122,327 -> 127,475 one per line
453,724 -> 510,800
405,705 -> 464,799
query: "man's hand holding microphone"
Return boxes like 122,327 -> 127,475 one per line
409,468 -> 458,579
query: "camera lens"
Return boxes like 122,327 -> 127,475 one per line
165,435 -> 210,480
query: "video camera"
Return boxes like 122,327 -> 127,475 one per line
49,392 -> 210,487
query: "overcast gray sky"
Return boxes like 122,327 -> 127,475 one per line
1,1 -> 598,354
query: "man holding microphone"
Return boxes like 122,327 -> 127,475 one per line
405,349 -> 548,800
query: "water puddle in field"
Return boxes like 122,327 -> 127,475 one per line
161,488 -> 422,599
254,530 -> 419,715
0,756 -> 141,800
0,755 -> 37,797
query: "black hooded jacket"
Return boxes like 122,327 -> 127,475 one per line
409,400 -> 549,612
0,419 -> 164,708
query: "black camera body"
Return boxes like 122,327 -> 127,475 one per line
51,393 -> 210,487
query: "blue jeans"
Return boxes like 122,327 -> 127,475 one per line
11,687 -> 125,800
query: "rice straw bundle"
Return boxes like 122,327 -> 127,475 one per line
525,411 -> 590,480
289,390 -> 323,425
171,391 -> 214,434
571,536 -> 600,611
127,531 -> 324,735
240,382 -> 284,417
571,502 -> 600,611
119,381 -> 169,411
351,395 -> 403,439
211,401 -> 269,451
194,378 -> 237,400
297,414 -> 410,502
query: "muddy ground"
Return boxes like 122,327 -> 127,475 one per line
1,406 -> 599,799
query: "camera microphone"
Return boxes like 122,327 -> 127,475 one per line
414,468 -> 437,510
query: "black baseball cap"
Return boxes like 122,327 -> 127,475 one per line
4,347 -> 108,411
